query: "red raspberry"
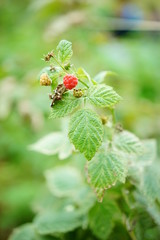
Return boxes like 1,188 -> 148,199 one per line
63,74 -> 78,90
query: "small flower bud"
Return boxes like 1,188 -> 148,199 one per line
40,73 -> 52,86
44,52 -> 54,61
73,89 -> 83,98
101,116 -> 108,125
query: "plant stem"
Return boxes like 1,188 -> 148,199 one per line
109,108 -> 116,145
52,56 -> 68,73
129,231 -> 137,240
78,78 -> 89,88
52,57 -> 89,88
111,108 -> 116,126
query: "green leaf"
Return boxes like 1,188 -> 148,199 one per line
124,139 -> 157,179
76,67 -> 92,85
141,163 -> 160,202
49,92 -> 82,119
50,72 -> 59,91
136,139 -> 157,166
77,67 -> 90,81
94,71 -> 117,84
68,109 -> 103,160
58,136 -> 73,160
44,166 -> 96,211
9,224 -> 55,240
33,184 -> 95,219
29,132 -> 63,155
28,132 -> 72,159
38,66 -> 60,80
72,185 -> 96,214
147,201 -> 160,226
113,130 -> 143,155
89,199 -> 121,240
129,206 -> 160,240
45,166 -> 83,197
56,40 -> 73,64
38,67 -> 50,79
34,210 -> 84,235
129,139 -> 157,172
87,84 -> 122,108
135,191 -> 160,226
87,150 -> 127,201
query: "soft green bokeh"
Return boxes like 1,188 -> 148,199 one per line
0,0 -> 160,239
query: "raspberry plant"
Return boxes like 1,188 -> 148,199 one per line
9,40 -> 160,240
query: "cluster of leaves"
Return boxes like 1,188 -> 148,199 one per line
9,148 -> 160,240
9,40 -> 160,240
35,40 -> 143,200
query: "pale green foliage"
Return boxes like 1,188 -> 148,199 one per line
72,185 -> 96,214
129,206 -> 160,240
9,224 -> 54,240
17,39 -> 160,240
34,209 -> 84,235
32,185 -> 95,216
49,92 -> 82,119
94,71 -> 117,84
76,67 -> 90,81
68,109 -> 103,160
56,40 -> 73,64
135,191 -> 160,227
50,72 -> 59,91
45,167 -> 83,197
33,165 -> 96,236
38,67 -> 50,79
114,130 -> 143,155
136,139 -> 157,166
33,167 -> 96,235
141,164 -> 160,202
126,139 -> 157,179
58,137 -> 73,160
29,132 -> 63,155
89,198 -> 121,239
76,67 -> 93,85
87,150 -> 127,202
147,201 -> 160,226
28,132 -> 72,160
87,84 -> 122,108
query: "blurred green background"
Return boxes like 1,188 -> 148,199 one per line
0,0 -> 160,239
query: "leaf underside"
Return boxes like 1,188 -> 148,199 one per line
45,166 -> 83,197
114,130 -> 143,155
8,224 -> 54,240
141,164 -> 160,202
34,210 -> 83,235
29,132 -> 64,155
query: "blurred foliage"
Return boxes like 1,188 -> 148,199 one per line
0,0 -> 160,239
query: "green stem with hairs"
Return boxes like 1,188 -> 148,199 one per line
78,78 -> 89,88
52,56 -> 68,73
111,108 -> 116,126
53,57 -> 89,89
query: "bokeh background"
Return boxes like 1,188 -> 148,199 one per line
0,0 -> 160,239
